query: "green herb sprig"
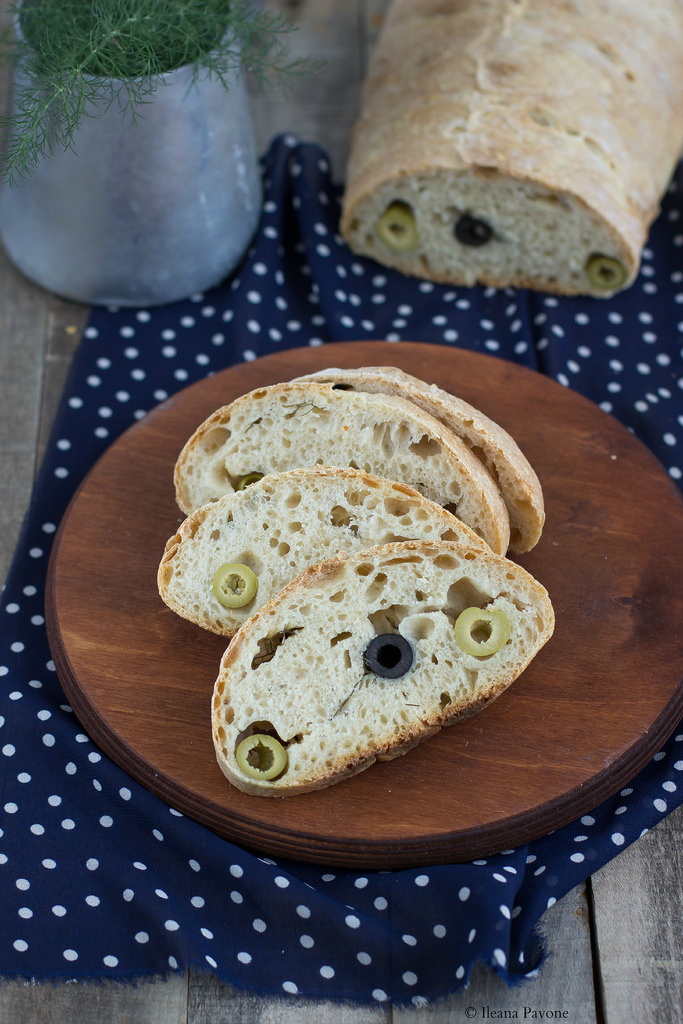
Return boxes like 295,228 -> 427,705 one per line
1,0 -> 319,184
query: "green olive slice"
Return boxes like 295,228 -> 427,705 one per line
236,472 -> 264,490
454,606 -> 510,657
585,254 -> 627,292
235,734 -> 288,780
375,201 -> 419,252
212,563 -> 257,608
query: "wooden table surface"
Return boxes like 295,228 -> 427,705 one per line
0,2 -> 681,1021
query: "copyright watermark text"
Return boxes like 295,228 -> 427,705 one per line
464,1008 -> 570,1020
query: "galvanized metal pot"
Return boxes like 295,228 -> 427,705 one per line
0,53 -> 262,306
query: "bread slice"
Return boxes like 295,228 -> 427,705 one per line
340,0 -> 683,296
212,539 -> 555,796
159,466 -> 488,637
296,365 -> 544,552
173,380 -> 511,553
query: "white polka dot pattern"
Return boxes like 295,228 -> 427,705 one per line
0,136 -> 682,1006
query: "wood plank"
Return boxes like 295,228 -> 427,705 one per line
591,804 -> 683,1023
188,973 -> 391,1022
37,302 -> 89,467
249,0 -> 365,180
0,247 -> 49,585
0,975 -> 188,1024
0,251 -> 87,586
392,884 -> 597,1021
0,0 -> 38,586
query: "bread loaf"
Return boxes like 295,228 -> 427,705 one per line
173,380 -> 511,552
296,365 -> 544,552
212,539 -> 555,796
340,0 -> 683,296
158,466 -> 488,637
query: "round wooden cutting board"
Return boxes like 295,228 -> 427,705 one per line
45,341 -> 683,868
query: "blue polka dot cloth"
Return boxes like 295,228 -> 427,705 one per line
1,135 -> 683,1007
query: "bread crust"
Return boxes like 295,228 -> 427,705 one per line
211,540 -> 555,796
296,365 -> 544,552
340,0 -> 683,295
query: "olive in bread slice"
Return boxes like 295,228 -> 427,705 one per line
173,380 -> 510,553
295,365 -> 544,553
211,539 -> 555,796
159,466 -> 488,637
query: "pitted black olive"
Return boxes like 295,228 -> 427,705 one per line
454,214 -> 493,247
364,633 -> 414,679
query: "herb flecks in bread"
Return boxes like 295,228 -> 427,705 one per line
159,466 -> 489,637
212,540 -> 555,796
173,381 -> 511,552
340,0 -> 683,296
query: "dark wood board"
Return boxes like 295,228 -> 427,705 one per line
45,341 -> 683,869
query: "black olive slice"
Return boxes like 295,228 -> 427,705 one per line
363,633 -> 414,679
454,214 -> 493,247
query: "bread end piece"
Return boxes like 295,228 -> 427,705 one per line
295,365 -> 545,553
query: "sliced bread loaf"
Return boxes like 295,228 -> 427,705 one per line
159,466 -> 487,637
212,539 -> 555,796
173,380 -> 510,552
340,0 -> 683,296
296,365 -> 544,552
